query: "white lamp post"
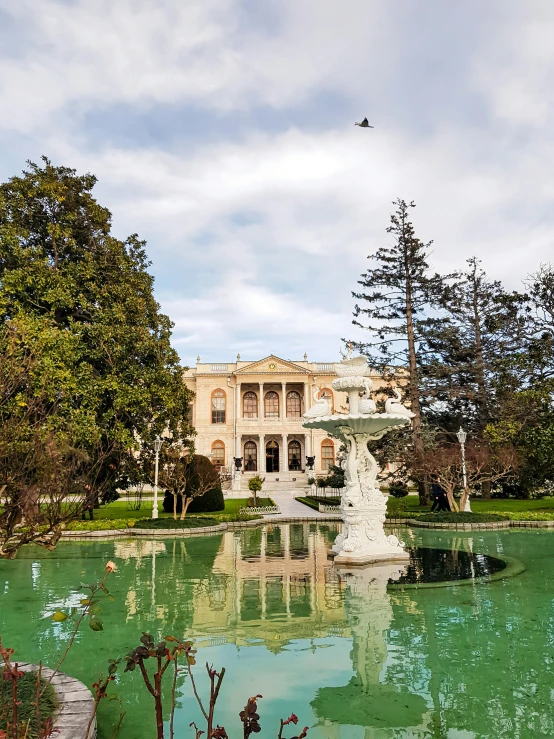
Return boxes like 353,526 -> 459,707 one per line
456,427 -> 470,512
152,435 -> 163,519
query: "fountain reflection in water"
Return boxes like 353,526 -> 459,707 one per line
2,523 -> 537,739
312,563 -> 429,737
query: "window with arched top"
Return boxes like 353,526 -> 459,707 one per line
211,440 -> 225,471
211,389 -> 226,424
286,391 -> 301,418
264,391 -> 279,418
244,440 -> 257,471
243,391 -> 258,418
288,440 -> 301,471
318,388 -> 334,413
321,439 -> 335,471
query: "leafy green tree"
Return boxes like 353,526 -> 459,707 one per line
477,265 -> 554,495
352,199 -> 443,505
0,158 -> 192,553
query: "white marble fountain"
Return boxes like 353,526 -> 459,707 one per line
303,347 -> 414,565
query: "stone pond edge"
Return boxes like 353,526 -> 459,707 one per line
18,663 -> 96,739
59,515 -> 554,541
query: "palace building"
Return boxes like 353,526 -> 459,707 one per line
183,354 -> 389,491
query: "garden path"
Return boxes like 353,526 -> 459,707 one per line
265,491 -> 332,519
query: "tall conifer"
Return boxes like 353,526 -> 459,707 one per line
352,199 -> 442,505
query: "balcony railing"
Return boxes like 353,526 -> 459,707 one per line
316,363 -> 334,372
237,416 -> 305,422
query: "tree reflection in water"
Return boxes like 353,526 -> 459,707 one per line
1,525 -> 551,739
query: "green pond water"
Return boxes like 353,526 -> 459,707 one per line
0,523 -> 552,738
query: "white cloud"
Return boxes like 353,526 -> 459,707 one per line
2,0 -> 554,363
0,0 -> 391,134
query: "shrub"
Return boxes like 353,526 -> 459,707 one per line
388,481 -> 409,498
247,475 -> 265,505
415,512 -> 509,523
325,473 -> 345,489
247,475 -> 265,493
162,454 -> 224,514
134,517 -> 221,529
386,498 -> 408,517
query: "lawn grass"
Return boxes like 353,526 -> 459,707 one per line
89,497 -> 273,520
0,671 -> 57,739
64,497 -> 274,530
401,494 -> 554,514
296,491 -> 554,521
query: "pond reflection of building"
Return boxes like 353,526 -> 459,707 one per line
191,524 -> 350,650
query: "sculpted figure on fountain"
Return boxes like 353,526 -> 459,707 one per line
304,344 -> 413,564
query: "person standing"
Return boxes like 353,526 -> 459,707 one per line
431,475 -> 450,512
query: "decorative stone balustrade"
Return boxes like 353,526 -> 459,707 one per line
318,503 -> 341,513
239,505 -> 281,515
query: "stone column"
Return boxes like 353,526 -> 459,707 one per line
235,383 -> 241,457
305,433 -> 311,457
259,433 -> 265,473
259,381 -> 264,418
281,382 -> 287,420
232,382 -> 242,490
282,433 -> 288,473
304,382 -> 311,414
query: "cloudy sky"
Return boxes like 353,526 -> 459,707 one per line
1,1 -> 552,366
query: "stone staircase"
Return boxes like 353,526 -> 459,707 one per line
240,471 -> 310,493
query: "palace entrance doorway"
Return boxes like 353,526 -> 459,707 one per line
266,439 -> 279,473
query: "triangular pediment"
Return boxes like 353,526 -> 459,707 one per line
235,355 -> 309,375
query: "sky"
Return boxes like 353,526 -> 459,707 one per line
1,0 -> 553,367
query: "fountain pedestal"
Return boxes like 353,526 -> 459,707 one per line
303,355 -> 414,566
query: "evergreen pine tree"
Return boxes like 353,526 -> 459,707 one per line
426,257 -> 525,496
352,199 -> 443,505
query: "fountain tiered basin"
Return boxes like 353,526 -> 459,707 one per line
303,352 -> 414,565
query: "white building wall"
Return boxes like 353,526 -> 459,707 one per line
183,355 -> 388,482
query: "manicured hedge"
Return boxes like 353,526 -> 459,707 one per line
415,512 -> 509,523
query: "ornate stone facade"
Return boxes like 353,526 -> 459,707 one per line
182,354 -> 390,489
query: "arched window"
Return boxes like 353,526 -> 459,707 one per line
243,391 -> 258,418
211,389 -> 226,424
286,391 -> 301,418
211,440 -> 225,471
244,441 -> 257,471
321,439 -> 335,471
264,391 -> 279,418
288,440 -> 301,471
318,388 -> 334,413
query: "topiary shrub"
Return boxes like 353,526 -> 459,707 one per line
247,475 -> 265,505
388,481 -> 409,498
162,454 -> 224,514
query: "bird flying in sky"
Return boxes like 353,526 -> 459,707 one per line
355,118 -> 374,128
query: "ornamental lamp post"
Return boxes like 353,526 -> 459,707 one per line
152,435 -> 163,520
456,427 -> 470,512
